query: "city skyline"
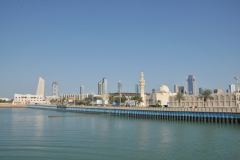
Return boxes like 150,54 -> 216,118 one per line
0,0 -> 240,98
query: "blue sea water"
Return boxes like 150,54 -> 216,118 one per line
0,108 -> 240,160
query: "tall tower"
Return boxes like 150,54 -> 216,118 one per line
98,81 -> 103,95
36,77 -> 44,97
80,86 -> 84,94
52,81 -> 58,97
229,84 -> 235,93
103,78 -> 107,94
118,80 -> 122,93
174,85 -> 179,93
135,84 -> 139,93
139,72 -> 145,106
186,75 -> 196,95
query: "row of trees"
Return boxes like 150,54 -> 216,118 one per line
0,99 -> 13,103
175,89 -> 213,107
49,95 -> 144,106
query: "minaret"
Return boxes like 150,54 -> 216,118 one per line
139,72 -> 145,106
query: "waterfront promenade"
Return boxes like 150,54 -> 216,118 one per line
62,105 -> 240,113
28,105 -> 240,123
0,103 -> 26,108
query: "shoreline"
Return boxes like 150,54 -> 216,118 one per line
0,104 -> 26,108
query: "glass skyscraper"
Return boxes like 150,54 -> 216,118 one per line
186,75 -> 196,95
135,84 -> 139,93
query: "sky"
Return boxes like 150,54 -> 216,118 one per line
1,0 -> 240,99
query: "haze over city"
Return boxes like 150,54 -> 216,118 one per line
1,0 -> 240,99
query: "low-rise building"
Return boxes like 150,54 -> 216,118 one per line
169,93 -> 240,107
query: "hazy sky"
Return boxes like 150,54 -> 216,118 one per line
1,0 -> 240,98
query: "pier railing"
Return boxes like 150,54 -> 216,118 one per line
27,105 -> 240,123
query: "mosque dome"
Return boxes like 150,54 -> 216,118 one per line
159,85 -> 170,93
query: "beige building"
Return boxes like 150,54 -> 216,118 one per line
213,89 -> 223,94
147,85 -> 176,106
169,93 -> 240,107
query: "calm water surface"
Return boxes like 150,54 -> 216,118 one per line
0,108 -> 239,160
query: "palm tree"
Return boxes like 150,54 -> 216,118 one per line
175,92 -> 185,107
197,89 -> 214,107
108,94 -> 114,104
156,100 -> 161,107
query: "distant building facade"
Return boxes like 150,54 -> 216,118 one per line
179,86 -> 184,94
199,87 -> 203,94
186,75 -> 196,95
80,86 -> 84,94
214,89 -> 223,94
103,78 -> 107,94
52,81 -> 58,97
135,84 -> 139,93
98,81 -> 103,95
229,84 -> 235,93
169,93 -> 240,107
118,80 -> 122,93
98,78 -> 107,95
13,77 -> 45,104
174,85 -> 179,93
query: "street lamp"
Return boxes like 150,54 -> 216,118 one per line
91,92 -> 94,106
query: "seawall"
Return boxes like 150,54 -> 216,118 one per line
27,105 -> 240,123
0,104 -> 26,108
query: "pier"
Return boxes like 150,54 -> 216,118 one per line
27,105 -> 240,123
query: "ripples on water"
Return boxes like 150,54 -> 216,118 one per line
0,108 -> 240,160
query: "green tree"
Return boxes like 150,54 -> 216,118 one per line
175,92 -> 186,107
156,100 -> 161,107
131,96 -> 143,106
197,89 -> 214,107
108,94 -> 115,104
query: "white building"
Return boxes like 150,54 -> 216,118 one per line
229,84 -> 235,93
13,77 -> 46,105
148,85 -> 176,106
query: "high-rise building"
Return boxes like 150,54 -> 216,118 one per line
36,77 -> 45,97
80,86 -> 84,95
118,80 -> 122,93
226,89 -> 229,93
214,89 -> 223,94
52,81 -> 58,97
152,89 -> 155,93
186,75 -> 196,95
174,85 -> 179,93
179,86 -> 184,94
229,84 -> 235,93
135,84 -> 139,93
199,87 -> 203,94
103,78 -> 107,94
98,81 -> 103,95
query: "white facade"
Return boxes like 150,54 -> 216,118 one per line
229,84 -> 235,93
174,85 -> 179,93
80,86 -> 84,94
36,77 -> 44,96
13,77 -> 45,105
13,94 -> 45,104
148,85 -> 176,106
139,72 -> 146,106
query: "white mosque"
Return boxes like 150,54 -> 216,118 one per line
139,72 -> 176,106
